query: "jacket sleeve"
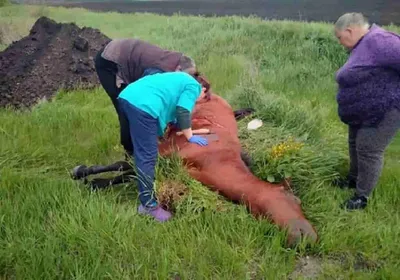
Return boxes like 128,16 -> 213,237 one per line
176,83 -> 201,112
175,106 -> 191,130
373,33 -> 400,72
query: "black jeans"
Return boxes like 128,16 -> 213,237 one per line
94,49 -> 132,156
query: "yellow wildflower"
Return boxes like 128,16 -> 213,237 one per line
270,137 -> 304,159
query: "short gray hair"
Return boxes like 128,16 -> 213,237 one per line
178,55 -> 196,71
334,13 -> 370,31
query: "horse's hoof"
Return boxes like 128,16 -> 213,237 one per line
286,219 -> 318,247
71,165 -> 88,180
234,108 -> 255,120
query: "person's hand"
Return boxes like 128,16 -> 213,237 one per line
188,135 -> 208,146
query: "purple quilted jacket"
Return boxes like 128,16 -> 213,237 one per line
335,24 -> 400,127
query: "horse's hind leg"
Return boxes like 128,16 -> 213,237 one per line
71,160 -> 133,180
85,170 -> 136,190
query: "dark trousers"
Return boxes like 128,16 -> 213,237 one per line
118,98 -> 159,208
94,49 -> 132,156
348,108 -> 400,197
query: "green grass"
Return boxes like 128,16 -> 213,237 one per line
1,4 -> 400,279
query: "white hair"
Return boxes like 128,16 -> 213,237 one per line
178,55 -> 196,71
334,13 -> 370,31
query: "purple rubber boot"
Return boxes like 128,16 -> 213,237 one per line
138,204 -> 172,222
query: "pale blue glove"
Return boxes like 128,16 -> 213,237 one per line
188,135 -> 208,146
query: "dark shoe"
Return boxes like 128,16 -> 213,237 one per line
333,177 -> 356,189
342,195 -> 368,210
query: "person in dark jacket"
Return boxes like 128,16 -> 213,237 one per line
94,38 -> 197,159
334,13 -> 400,210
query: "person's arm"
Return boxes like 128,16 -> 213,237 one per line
175,83 -> 200,140
373,33 -> 400,72
176,106 -> 193,140
175,82 -> 208,146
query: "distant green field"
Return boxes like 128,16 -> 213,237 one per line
1,4 -> 399,279
10,0 -> 147,3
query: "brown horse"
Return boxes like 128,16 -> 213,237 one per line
157,92 -> 318,246
71,92 -> 317,247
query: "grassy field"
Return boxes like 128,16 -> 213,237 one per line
1,4 -> 400,279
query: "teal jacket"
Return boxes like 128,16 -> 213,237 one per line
118,71 -> 202,136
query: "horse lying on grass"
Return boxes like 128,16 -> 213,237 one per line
71,94 -> 317,247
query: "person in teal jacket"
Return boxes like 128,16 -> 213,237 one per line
117,71 -> 209,222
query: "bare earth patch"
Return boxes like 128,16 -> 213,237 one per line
157,180 -> 190,211
290,256 -> 323,280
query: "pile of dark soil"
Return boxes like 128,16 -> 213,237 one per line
0,16 -> 111,109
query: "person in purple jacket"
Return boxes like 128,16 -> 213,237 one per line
333,13 -> 400,210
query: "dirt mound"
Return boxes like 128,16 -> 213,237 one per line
0,16 -> 111,109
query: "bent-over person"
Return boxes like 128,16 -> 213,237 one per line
94,38 -> 197,159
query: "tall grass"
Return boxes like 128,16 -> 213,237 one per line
0,5 -> 399,279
